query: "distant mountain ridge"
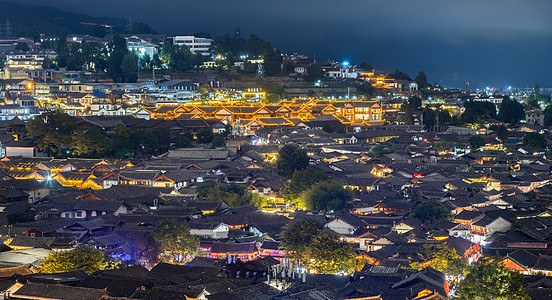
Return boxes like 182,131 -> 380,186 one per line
0,1 -> 126,37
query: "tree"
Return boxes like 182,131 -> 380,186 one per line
283,59 -> 296,73
264,94 -> 281,104
120,233 -> 159,269
497,96 -> 525,125
523,132 -> 546,149
210,136 -> 226,148
492,125 -> 508,143
413,200 -> 451,225
263,49 -> 283,76
276,144 -> 310,177
299,180 -> 353,212
456,261 -> 529,300
468,135 -> 485,149
197,128 -> 215,144
392,69 -> 411,81
422,109 -> 436,127
107,35 -> 129,82
280,219 -> 323,265
526,91 -> 551,109
308,231 -> 357,274
410,243 -> 468,290
90,26 -> 106,38
410,243 -> 465,273
26,110 -> 76,157
414,71 -> 429,89
112,124 -> 135,158
544,105 -> 552,128
282,167 -> 330,201
245,34 -> 273,57
125,22 -> 156,34
196,184 -> 255,207
461,100 -> 496,124
409,96 -> 423,111
6,212 -> 33,225
305,63 -> 323,82
121,52 -> 139,83
359,62 -> 373,71
39,246 -> 123,274
154,219 -> 199,263
369,145 -> 394,157
174,133 -> 193,148
15,42 -> 29,51
71,127 -> 111,157
397,102 -> 414,125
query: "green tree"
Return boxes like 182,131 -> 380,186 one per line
282,167 -> 330,201
197,128 -> 215,144
121,52 -> 139,83
245,34 -> 273,57
299,180 -> 353,212
121,233 -> 159,269
392,69 -> 411,80
359,62 -> 373,70
413,200 -> 452,225
414,71 -> 429,89
112,124 -> 135,158
397,102 -> 414,125
497,96 -> 525,125
210,136 -> 226,148
125,22 -> 156,34
523,132 -> 546,149
369,145 -> 394,157
39,246 -> 123,274
263,49 -> 283,76
276,144 -> 310,177
15,42 -> 29,51
309,231 -> 357,274
410,243 -> 464,273
196,184 -> 254,207
283,59 -> 296,73
461,100 -> 497,124
6,212 -> 33,225
26,110 -> 76,157
107,34 -> 129,82
468,135 -> 485,148
154,219 -> 199,264
280,219 -> 323,266
409,96 -> 423,111
422,109 -> 436,127
71,127 -> 111,157
456,261 -> 529,300
526,91 -> 551,109
305,63 -> 323,82
264,94 -> 281,104
174,133 -> 193,148
544,105 -> 552,128
90,26 -> 106,38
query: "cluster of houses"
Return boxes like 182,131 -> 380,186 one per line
0,115 -> 547,298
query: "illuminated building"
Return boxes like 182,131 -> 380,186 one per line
126,35 -> 158,58
172,35 -> 213,56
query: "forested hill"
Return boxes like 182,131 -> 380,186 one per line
0,1 -> 126,37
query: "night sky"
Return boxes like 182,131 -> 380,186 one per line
22,0 -> 552,89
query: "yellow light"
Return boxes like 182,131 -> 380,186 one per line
27,82 -> 33,90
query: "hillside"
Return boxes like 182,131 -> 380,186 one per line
0,1 -> 126,37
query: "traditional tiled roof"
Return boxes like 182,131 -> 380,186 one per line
210,242 -> 256,254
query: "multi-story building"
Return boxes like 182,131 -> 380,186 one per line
126,36 -> 158,58
172,35 -> 212,56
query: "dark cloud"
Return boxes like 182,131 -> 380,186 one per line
22,0 -> 552,88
